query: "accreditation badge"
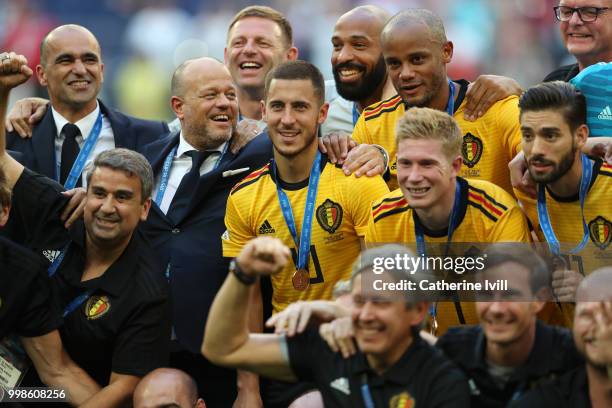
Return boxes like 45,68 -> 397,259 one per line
292,269 -> 310,291
0,335 -> 30,391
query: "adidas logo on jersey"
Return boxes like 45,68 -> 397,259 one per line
258,220 -> 276,234
330,377 -> 350,395
598,105 -> 612,120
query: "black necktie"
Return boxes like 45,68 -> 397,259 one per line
167,150 -> 210,220
60,123 -> 81,186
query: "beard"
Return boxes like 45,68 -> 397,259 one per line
527,144 -> 576,184
333,56 -> 387,102
402,68 -> 446,109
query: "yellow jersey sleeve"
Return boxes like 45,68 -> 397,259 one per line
222,192 -> 256,258
495,96 -> 523,160
343,174 -> 389,237
351,111 -> 371,145
489,205 -> 532,242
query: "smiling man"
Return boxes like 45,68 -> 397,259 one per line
225,6 -> 298,123
222,60 -> 389,406
513,267 -> 612,407
545,0 -> 612,81
366,108 -> 531,334
0,52 -> 171,407
204,239 -> 470,407
5,24 -> 167,185
436,244 -> 582,408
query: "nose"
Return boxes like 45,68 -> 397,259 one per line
359,301 -> 376,321
280,107 -> 296,126
530,136 -> 548,157
568,9 -> 584,25
335,45 -> 354,65
72,59 -> 87,75
215,93 -> 230,109
488,302 -> 507,315
242,38 -> 257,55
99,194 -> 116,213
399,64 -> 415,82
407,165 -> 424,183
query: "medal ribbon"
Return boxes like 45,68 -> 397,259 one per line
272,150 -> 322,272
414,180 -> 462,330
59,111 -> 103,189
537,153 -> 593,255
352,103 -> 360,126
47,244 -> 94,317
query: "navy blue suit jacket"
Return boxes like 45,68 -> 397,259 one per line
6,100 -> 168,178
140,131 -> 273,353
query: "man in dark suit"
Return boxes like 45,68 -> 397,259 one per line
140,57 -> 272,407
6,24 -> 167,186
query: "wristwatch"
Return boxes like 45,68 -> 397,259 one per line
229,259 -> 258,285
371,144 -> 389,172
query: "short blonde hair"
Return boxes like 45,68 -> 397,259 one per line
395,107 -> 462,160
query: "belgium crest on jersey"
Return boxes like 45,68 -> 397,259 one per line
316,199 -> 343,234
389,391 -> 415,408
85,295 -> 111,320
589,216 -> 611,250
462,133 -> 483,168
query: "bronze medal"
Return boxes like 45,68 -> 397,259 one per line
292,269 -> 310,291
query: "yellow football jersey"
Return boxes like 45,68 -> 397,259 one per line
352,80 -> 522,194
519,159 -> 612,327
223,158 -> 390,313
365,178 -> 531,334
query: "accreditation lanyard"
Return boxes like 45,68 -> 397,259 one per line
414,180 -> 462,331
47,244 -> 94,318
537,153 -> 593,255
154,143 -> 228,205
272,151 -> 322,271
445,79 -> 455,116
360,373 -> 375,408
59,111 -> 103,189
352,103 -> 360,126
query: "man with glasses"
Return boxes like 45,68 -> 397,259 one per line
545,0 -> 612,82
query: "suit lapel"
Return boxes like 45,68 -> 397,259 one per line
31,109 -> 59,179
100,100 -> 132,148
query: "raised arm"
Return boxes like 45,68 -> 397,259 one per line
0,52 -> 29,187
202,237 -> 297,382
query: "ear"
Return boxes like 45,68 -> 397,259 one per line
0,204 -> 10,228
171,96 -> 185,120
260,99 -> 267,120
441,41 -> 454,64
318,102 -> 329,124
223,47 -> 229,65
140,197 -> 151,222
99,62 -> 105,84
36,65 -> 47,87
574,123 -> 589,150
408,301 -> 429,327
286,46 -> 298,61
450,154 -> 463,176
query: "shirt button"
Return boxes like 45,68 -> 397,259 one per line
172,228 -> 180,234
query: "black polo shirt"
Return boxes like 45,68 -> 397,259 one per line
510,366 -> 591,407
11,168 -> 171,385
543,63 -> 580,82
436,321 -> 583,408
0,236 -> 61,339
287,328 -> 470,408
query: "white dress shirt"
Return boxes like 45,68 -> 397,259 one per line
52,102 -> 114,187
153,132 -> 227,214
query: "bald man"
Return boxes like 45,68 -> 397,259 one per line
5,24 -> 167,193
139,57 -> 272,407
133,368 -> 206,408
513,267 -> 612,407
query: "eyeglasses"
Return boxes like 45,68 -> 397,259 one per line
554,6 -> 610,22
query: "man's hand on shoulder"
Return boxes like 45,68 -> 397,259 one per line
464,75 -> 522,121
5,97 -> 50,138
